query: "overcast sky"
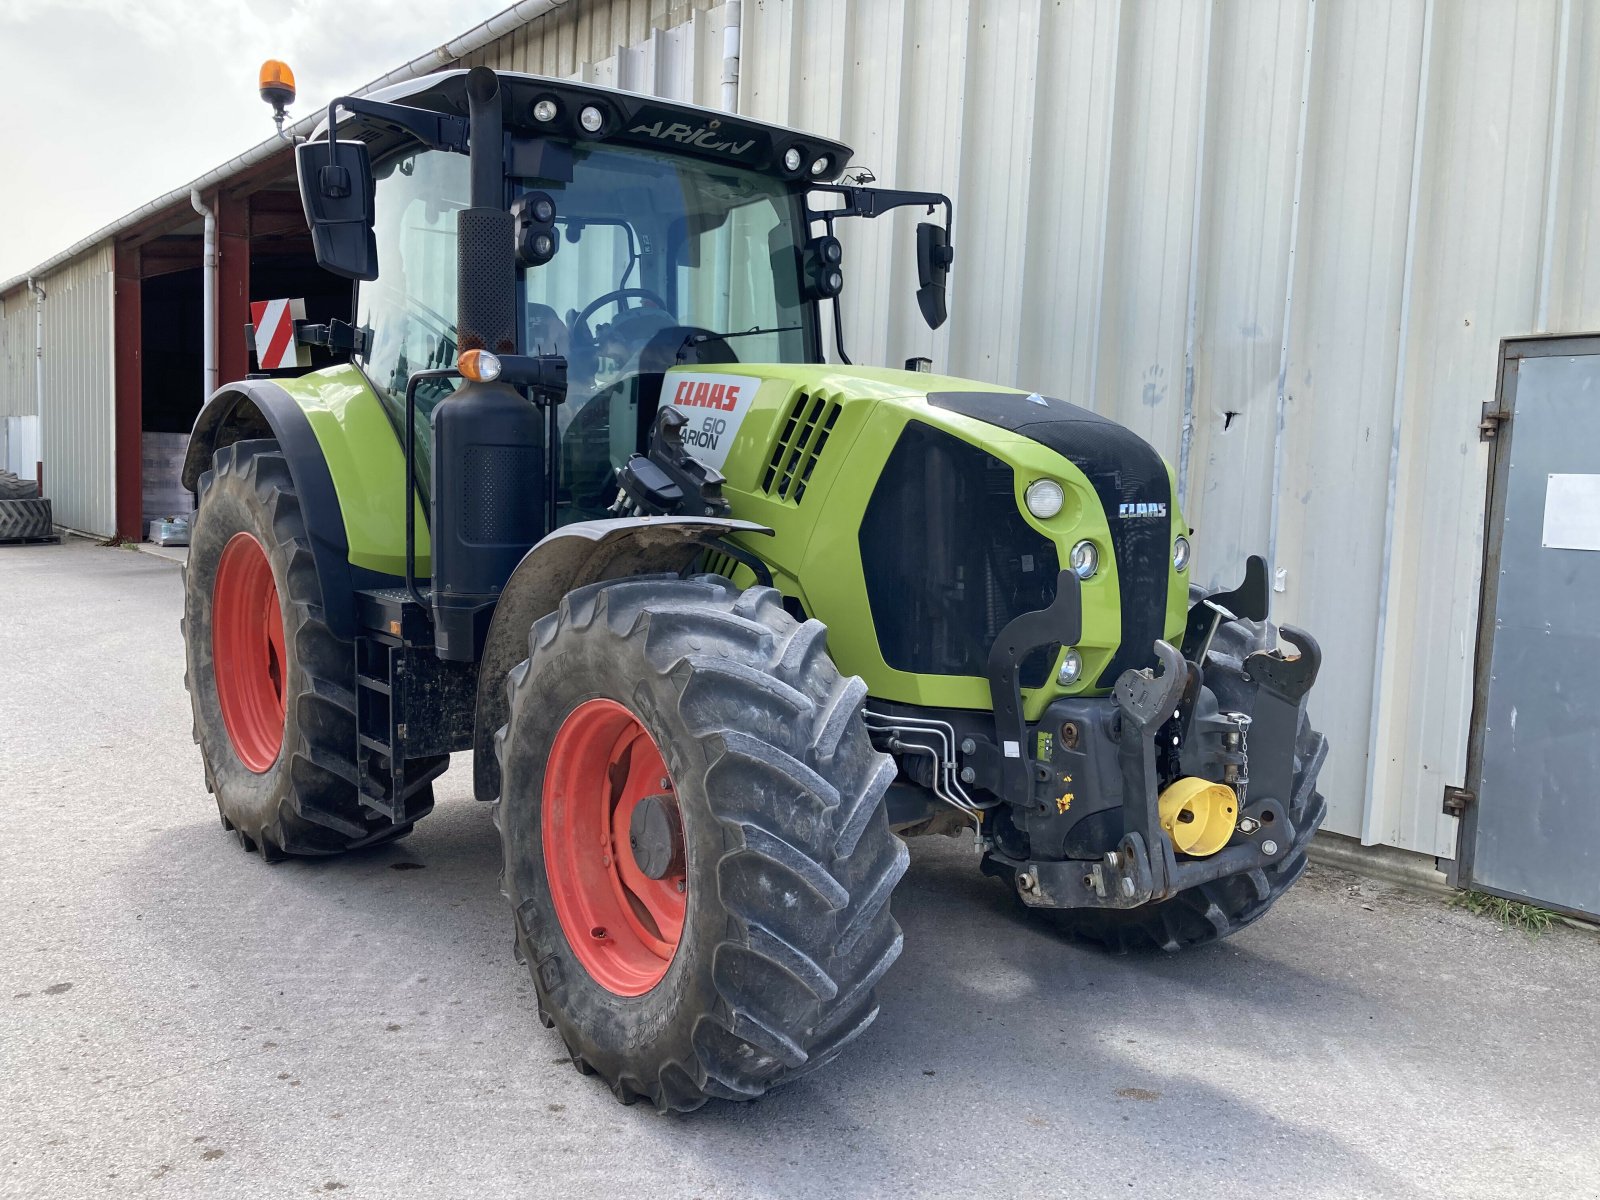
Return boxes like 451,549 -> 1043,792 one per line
0,0 -> 514,281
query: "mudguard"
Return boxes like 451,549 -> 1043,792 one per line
183,379 -> 361,641
471,515 -> 772,802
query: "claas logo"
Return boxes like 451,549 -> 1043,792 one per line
672,379 -> 744,411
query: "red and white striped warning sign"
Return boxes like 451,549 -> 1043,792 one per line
251,298 -> 311,370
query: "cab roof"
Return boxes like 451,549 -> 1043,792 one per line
343,69 -> 855,184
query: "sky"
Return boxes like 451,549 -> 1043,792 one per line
0,0 -> 515,281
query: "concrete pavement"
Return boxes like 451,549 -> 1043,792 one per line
3,539 -> 1597,1199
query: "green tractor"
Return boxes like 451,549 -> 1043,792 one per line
181,65 -> 1326,1111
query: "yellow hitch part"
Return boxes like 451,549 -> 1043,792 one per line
1157,778 -> 1239,857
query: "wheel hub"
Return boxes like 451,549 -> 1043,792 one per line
542,699 -> 687,996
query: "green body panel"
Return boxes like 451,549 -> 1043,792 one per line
664,364 -> 1189,721
287,355 -> 1187,720
273,364 -> 431,576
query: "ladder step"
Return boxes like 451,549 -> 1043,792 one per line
358,733 -> 392,755
356,673 -> 392,696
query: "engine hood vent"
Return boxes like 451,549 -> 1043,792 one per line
761,389 -> 842,504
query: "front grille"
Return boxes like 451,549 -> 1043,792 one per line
858,422 -> 1060,687
761,390 -> 841,503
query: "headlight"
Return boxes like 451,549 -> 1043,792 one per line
1057,649 -> 1084,686
532,99 -> 558,123
1070,539 -> 1099,580
1173,535 -> 1191,572
784,147 -> 803,172
1024,479 -> 1065,519
578,105 -> 605,133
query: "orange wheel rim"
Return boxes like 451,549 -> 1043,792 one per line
212,532 -> 287,772
542,699 -> 686,996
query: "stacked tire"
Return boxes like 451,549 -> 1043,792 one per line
0,470 -> 52,542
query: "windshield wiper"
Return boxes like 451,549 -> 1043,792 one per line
676,325 -> 802,363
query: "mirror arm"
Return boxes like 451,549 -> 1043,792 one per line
808,184 -> 952,228
322,95 -> 470,170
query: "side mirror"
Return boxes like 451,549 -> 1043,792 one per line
296,140 -> 377,281
916,221 -> 953,329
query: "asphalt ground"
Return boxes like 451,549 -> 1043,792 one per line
3,539 -> 1598,1199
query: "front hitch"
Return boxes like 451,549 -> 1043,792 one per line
981,560 -> 1319,912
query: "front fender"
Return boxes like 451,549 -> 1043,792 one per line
471,515 -> 771,802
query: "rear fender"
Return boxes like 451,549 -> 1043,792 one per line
471,516 -> 772,802
183,380 -> 360,640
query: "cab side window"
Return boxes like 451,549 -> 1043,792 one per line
356,149 -> 471,472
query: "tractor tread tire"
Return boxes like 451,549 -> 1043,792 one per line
1045,615 -> 1328,952
0,470 -> 39,500
182,440 -> 436,858
0,497 -> 52,541
496,574 -> 906,1113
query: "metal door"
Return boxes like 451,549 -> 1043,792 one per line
1458,335 -> 1600,919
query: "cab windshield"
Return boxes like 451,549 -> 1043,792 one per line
357,141 -> 815,523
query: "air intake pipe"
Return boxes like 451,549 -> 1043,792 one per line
430,67 -> 544,662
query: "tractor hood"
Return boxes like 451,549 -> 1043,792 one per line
659,363 -> 1189,717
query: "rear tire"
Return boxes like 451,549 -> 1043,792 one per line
1043,617 -> 1328,952
0,470 -> 39,500
496,575 -> 907,1112
182,439 -> 435,858
0,497 -> 52,541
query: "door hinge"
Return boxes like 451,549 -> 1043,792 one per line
1478,408 -> 1509,441
1442,785 -> 1474,817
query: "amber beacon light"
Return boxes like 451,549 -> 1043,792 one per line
258,60 -> 297,132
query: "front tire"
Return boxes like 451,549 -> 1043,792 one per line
182,439 -> 433,858
496,575 -> 907,1112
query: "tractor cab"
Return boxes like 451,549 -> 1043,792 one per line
300,69 -> 949,526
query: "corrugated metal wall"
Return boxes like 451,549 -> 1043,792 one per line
36,245 -> 117,535
0,286 -> 37,418
458,0 -> 720,77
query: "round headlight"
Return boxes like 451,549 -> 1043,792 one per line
1070,539 -> 1099,580
783,146 -> 804,172
1057,648 -> 1084,687
1173,535 -> 1191,572
811,155 -> 831,176
532,99 -> 558,123
578,105 -> 605,133
1024,479 -> 1065,519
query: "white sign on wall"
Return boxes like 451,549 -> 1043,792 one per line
1541,474 -> 1600,552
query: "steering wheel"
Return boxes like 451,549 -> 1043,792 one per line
572,286 -> 674,332
568,287 -> 677,387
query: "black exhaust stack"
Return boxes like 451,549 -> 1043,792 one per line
430,67 -> 544,662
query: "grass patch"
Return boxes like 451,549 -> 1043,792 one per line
1451,889 -> 1559,934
